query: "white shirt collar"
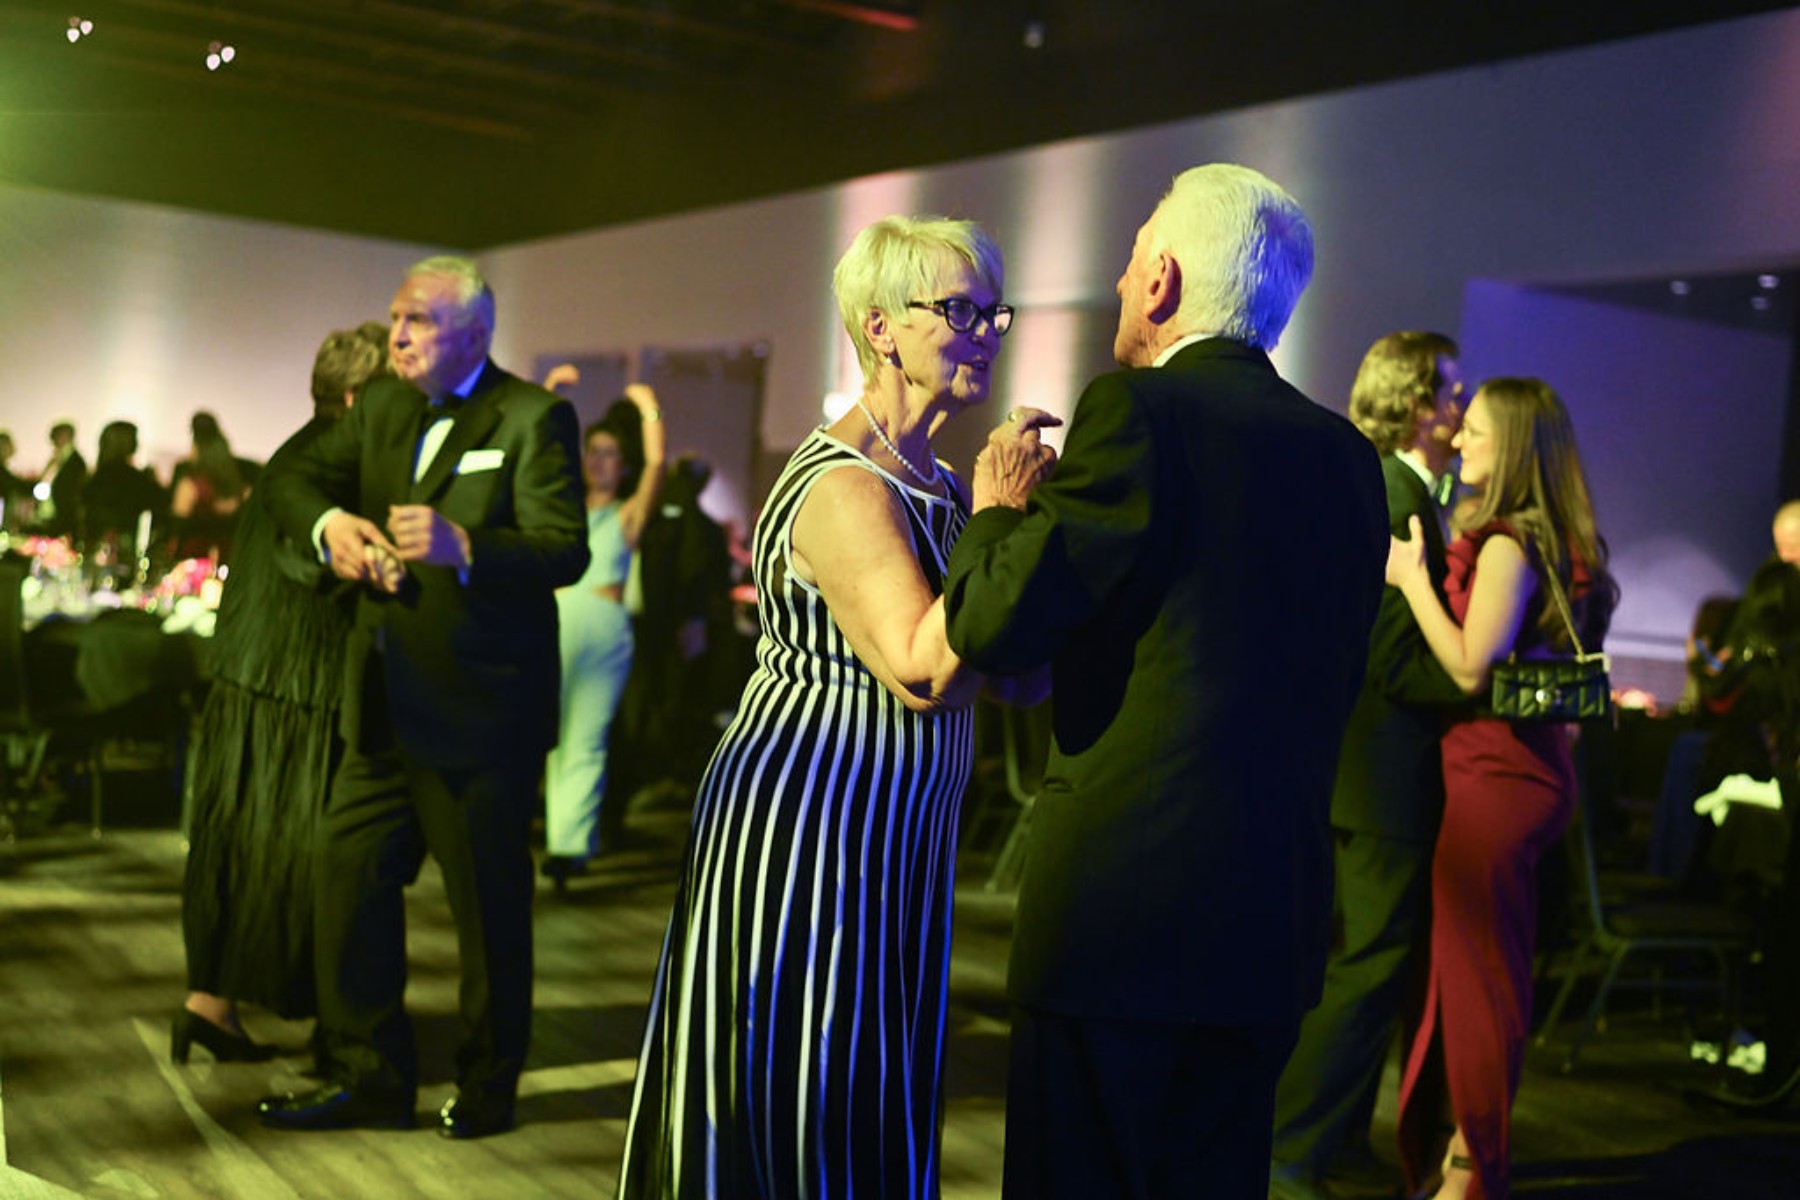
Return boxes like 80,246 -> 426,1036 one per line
1395,448 -> 1435,488
1152,331 -> 1221,368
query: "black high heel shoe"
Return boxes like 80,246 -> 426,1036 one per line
170,1010 -> 278,1065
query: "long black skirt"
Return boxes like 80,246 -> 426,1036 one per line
181,680 -> 340,1019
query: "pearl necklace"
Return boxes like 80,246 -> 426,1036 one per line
855,397 -> 940,486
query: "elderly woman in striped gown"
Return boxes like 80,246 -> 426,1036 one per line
618,214 -> 1051,1199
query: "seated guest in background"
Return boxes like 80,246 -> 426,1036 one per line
31,419 -> 87,538
176,321 -> 390,1066
256,255 -> 587,1139
542,382 -> 666,888
169,410 -> 252,561
620,215 -> 1048,1197
1692,524 -> 1800,1111
942,164 -> 1389,1199
1643,592 -> 1751,884
1685,510 -> 1800,836
202,409 -> 266,487
81,420 -> 165,558
0,429 -> 30,530
1385,378 -> 1617,1200
1270,331 -> 1470,1200
1682,593 -> 1741,713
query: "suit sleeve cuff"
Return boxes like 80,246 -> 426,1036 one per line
310,507 -> 343,563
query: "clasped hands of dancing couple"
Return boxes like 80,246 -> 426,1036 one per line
975,405 -> 1061,509
321,503 -> 462,591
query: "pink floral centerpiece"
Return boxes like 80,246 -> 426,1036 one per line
15,535 -> 79,572
156,556 -> 222,606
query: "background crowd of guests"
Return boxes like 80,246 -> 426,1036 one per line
0,409 -> 258,565
60,154 -> 1787,1200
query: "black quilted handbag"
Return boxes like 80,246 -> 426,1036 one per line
1489,549 -> 1612,723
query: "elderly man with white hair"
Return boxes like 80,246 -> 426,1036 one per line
944,164 -> 1390,1198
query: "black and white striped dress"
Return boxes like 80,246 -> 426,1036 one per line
619,428 -> 974,1200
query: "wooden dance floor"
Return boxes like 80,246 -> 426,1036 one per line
2,788 -> 1798,1199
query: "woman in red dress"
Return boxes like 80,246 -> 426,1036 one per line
1385,377 -> 1617,1200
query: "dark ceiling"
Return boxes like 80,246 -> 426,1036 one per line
1,1 -> 1793,247
1545,271 -> 1797,336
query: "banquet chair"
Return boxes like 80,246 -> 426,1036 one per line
984,700 -> 1052,893
71,609 -> 199,837
2,559 -> 192,839
1536,767 -> 1752,1072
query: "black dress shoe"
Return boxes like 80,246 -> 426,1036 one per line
258,1084 -> 415,1131
438,1093 -> 516,1139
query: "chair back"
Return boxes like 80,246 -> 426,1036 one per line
1564,769 -> 1613,938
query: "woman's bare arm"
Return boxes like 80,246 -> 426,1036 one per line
1391,522 -> 1534,695
792,466 -> 981,712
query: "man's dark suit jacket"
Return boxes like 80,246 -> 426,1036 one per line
263,362 -> 587,769
41,449 -> 87,538
1330,455 -> 1468,842
943,338 -> 1388,1026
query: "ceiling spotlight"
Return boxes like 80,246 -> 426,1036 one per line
67,16 -> 93,43
1669,280 -> 1691,296
1758,273 -> 1780,290
1023,18 -> 1046,49
206,40 -> 235,70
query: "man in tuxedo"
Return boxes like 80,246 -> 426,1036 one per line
1268,332 -> 1469,1200
943,164 -> 1389,1198
31,420 -> 87,538
257,256 -> 587,1138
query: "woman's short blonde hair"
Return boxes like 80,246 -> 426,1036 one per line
832,215 -> 1004,381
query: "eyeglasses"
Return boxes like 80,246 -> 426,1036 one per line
908,297 -> 1015,336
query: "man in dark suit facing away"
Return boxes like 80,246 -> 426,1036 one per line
258,255 -> 587,1139
942,164 -> 1390,1198
1269,332 -> 1470,1200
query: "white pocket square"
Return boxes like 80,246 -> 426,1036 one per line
457,448 -> 505,474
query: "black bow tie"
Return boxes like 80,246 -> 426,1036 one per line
417,394 -> 464,443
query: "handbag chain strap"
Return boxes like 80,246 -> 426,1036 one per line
1528,537 -> 1588,658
